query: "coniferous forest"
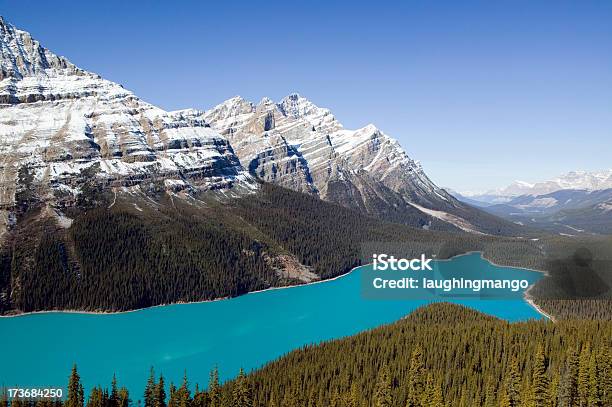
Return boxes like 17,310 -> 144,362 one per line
1,183 -> 610,319
3,303 -> 612,407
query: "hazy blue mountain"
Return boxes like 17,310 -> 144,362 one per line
482,189 -> 612,235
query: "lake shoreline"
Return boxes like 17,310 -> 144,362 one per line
0,263 -> 362,319
0,251 -> 551,320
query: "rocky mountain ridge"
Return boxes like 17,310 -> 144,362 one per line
0,16 -> 254,222
464,170 -> 612,201
203,94 -> 449,207
203,94 -> 522,235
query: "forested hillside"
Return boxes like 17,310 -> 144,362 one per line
225,303 -> 612,406
0,182 -> 609,318
5,303 -> 612,407
0,182 -> 542,314
528,235 -> 612,320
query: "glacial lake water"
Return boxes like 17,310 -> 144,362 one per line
0,253 -> 544,397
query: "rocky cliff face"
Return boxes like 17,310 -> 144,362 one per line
203,93 -> 475,228
0,17 -> 253,215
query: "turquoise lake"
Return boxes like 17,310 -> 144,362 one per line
0,253 -> 544,396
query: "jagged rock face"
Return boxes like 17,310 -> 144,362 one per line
204,94 -> 457,213
0,17 -> 253,209
0,16 -> 80,83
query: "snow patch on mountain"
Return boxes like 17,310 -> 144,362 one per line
596,201 -> 612,213
408,202 -> 485,235
516,197 -> 558,209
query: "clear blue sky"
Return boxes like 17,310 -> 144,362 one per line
2,0 -> 611,192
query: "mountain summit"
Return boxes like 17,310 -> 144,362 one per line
204,94 -> 448,206
204,94 -> 520,235
0,16 -> 252,214
0,15 -> 80,82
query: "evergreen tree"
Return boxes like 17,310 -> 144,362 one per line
145,368 -> 156,407
406,346 -> 425,407
373,365 -> 393,407
330,389 -> 342,407
588,353 -> 602,407
67,364 -> 85,407
530,346 -> 549,407
110,374 -> 119,407
428,379 -> 444,407
549,372 -> 559,407
155,375 -> 167,407
501,357 -> 521,407
208,367 -> 221,407
232,369 -> 252,407
116,387 -> 130,407
86,387 -> 104,407
167,384 -> 177,407
578,343 -> 591,407
170,373 -> 191,407
483,381 -> 496,407
347,382 -> 361,407
561,348 -> 579,406
191,387 -> 207,407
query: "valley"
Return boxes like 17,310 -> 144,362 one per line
452,171 -> 612,235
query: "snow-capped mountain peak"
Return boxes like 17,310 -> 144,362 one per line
0,16 -> 80,80
495,169 -> 612,197
0,16 -> 253,210
277,93 -> 341,133
514,180 -> 534,188
204,94 -> 455,215
258,96 -> 274,106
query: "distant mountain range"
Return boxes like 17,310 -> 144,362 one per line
447,170 -> 612,235
451,187 -> 612,235
458,169 -> 612,204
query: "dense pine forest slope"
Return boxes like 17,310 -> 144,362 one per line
0,182 -> 539,314
1,182 -> 610,318
7,303 -> 612,407
231,302 -> 612,406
